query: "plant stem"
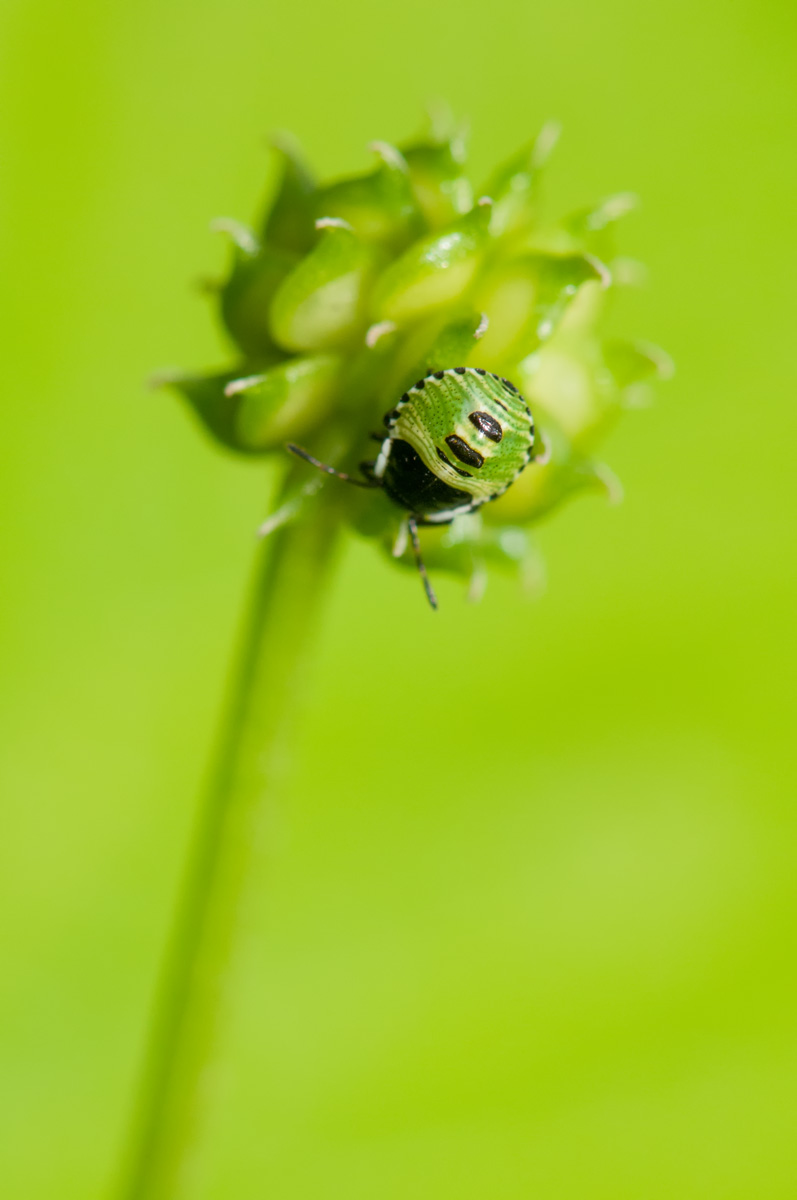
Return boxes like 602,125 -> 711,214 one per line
118,487 -> 342,1200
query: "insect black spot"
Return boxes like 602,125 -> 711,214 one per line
436,445 -> 472,477
475,367 -> 487,376
445,435 -> 484,469
468,410 -> 503,443
434,370 -> 445,380
415,378 -> 426,390
501,377 -> 519,394
383,408 -> 399,426
454,366 -> 466,374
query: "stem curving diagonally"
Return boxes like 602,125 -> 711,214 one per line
118,485 -> 342,1200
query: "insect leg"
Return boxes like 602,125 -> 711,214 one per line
286,443 -> 380,488
408,515 -> 439,611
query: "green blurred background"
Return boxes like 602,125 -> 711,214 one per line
2,0 -> 796,1196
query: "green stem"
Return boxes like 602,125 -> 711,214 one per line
118,488 -> 342,1200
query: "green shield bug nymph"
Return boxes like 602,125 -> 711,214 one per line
288,367 -> 535,609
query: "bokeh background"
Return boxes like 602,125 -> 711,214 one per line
2,0 -> 796,1196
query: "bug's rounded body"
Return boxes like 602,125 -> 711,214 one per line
287,366 -> 535,607
374,367 -> 535,524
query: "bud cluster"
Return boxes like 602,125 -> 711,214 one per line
166,112 -> 670,598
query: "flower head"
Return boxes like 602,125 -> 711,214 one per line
165,111 -> 671,604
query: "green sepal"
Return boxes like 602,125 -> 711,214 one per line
563,192 -> 638,259
268,221 -> 378,352
371,199 -> 493,324
423,311 -> 488,371
261,135 -> 317,255
482,121 -> 560,238
603,339 -> 674,388
387,309 -> 488,400
343,320 -> 404,429
521,346 -> 614,454
514,279 -> 632,451
162,367 -> 255,455
525,192 -> 637,258
228,354 -> 342,449
401,122 -> 473,230
602,339 -> 674,414
472,252 -> 610,365
483,415 -> 615,525
382,513 -> 542,603
313,143 -> 422,250
524,253 -> 610,349
215,220 -> 297,360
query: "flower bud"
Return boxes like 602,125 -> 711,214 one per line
269,220 -> 376,352
313,142 -> 421,250
163,355 -> 341,453
166,116 -> 667,600
214,221 -> 296,361
401,123 -> 472,229
372,198 -> 493,323
226,354 -> 342,449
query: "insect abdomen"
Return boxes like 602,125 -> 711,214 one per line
376,367 -> 534,523
381,438 -> 471,517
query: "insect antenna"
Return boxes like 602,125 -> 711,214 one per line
286,443 -> 380,488
408,516 -> 439,611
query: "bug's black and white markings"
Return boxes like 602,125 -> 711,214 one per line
289,366 -> 536,609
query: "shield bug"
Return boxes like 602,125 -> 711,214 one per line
288,367 -> 535,608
